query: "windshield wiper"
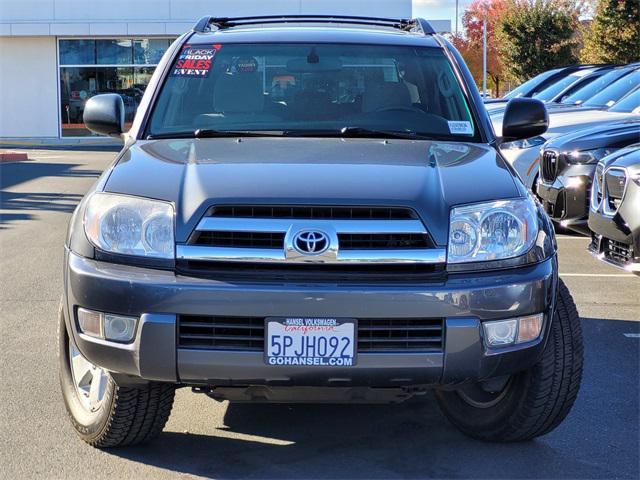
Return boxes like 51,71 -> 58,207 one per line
147,129 -> 285,139
282,127 -> 434,140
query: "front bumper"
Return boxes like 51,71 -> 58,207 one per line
587,180 -> 640,272
63,250 -> 558,389
537,163 -> 596,234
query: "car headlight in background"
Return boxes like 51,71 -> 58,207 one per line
500,136 -> 546,150
448,197 -> 538,263
84,193 -> 175,259
567,147 -> 617,164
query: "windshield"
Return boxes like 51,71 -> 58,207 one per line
561,68 -> 632,104
147,43 -> 478,140
503,69 -> 560,99
533,70 -> 594,102
583,70 -> 640,108
608,88 -> 640,113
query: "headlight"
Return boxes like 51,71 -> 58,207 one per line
84,193 -> 175,259
567,148 -> 617,164
448,197 -> 538,263
501,136 -> 546,150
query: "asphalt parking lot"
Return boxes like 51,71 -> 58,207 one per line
1,149 -> 638,479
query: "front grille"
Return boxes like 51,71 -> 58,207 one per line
178,315 -> 444,352
603,238 -> 633,265
605,169 -> 627,212
357,318 -> 443,351
338,233 -> 430,249
541,150 -> 559,183
192,231 -> 285,248
191,231 -> 431,249
209,205 -> 417,220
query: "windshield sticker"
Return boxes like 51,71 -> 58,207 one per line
172,45 -> 220,77
447,121 -> 474,135
235,57 -> 258,73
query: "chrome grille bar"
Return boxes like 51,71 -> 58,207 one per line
177,245 -> 447,264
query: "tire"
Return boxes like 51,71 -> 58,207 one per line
435,279 -> 583,442
58,303 -> 176,448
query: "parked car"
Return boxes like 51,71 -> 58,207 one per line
497,83 -> 640,189
536,120 -> 640,234
485,64 -> 607,112
60,15 -> 583,448
588,145 -> 640,275
489,65 -> 637,117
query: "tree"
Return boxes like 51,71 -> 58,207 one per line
581,0 -> 640,64
497,0 -> 581,82
452,0 -> 508,96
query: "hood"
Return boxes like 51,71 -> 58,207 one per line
492,108 -> 639,139
103,137 -> 520,245
545,120 -> 640,152
604,145 -> 640,173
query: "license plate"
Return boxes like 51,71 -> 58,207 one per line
265,317 -> 356,367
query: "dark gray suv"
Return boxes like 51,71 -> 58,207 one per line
59,15 -> 583,447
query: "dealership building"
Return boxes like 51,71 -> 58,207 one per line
0,0 -> 450,141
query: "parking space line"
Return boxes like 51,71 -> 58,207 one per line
560,273 -> 636,277
623,333 -> 640,338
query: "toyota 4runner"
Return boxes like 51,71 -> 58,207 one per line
59,15 -> 583,447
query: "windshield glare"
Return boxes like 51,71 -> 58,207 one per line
561,68 -> 631,104
533,72 -> 588,101
608,88 -> 640,113
503,69 -> 559,99
583,70 -> 640,108
148,43 -> 478,140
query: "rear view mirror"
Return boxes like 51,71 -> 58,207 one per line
286,58 -> 342,73
83,94 -> 125,137
502,98 -> 548,141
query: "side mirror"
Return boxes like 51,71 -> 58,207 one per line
83,94 -> 125,137
501,97 -> 548,141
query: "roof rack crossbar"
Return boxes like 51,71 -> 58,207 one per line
192,15 -> 436,35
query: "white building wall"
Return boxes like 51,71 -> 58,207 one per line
0,36 -> 59,137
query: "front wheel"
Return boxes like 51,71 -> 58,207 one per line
58,304 -> 176,447
435,279 -> 583,442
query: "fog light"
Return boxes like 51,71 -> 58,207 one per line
77,308 -> 102,338
483,314 -> 544,348
484,319 -> 518,346
104,314 -> 137,342
516,314 -> 544,344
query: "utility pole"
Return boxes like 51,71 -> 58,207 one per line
482,16 -> 487,97
455,0 -> 459,35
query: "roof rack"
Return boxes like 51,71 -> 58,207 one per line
192,15 -> 436,35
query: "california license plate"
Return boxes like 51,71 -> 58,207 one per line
265,317 -> 356,367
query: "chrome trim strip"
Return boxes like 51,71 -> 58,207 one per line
195,218 -> 427,234
602,166 -> 628,217
587,247 -> 640,273
176,245 -> 447,264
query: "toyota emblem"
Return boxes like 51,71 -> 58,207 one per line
293,230 -> 329,255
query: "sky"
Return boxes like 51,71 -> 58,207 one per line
413,0 -> 471,34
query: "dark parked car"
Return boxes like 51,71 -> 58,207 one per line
59,15 -> 583,448
537,119 -> 640,234
588,145 -> 640,275
485,64 -> 609,112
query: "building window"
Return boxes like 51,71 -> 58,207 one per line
59,38 -> 174,137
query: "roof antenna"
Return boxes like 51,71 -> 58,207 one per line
307,47 -> 319,64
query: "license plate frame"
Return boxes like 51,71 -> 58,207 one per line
264,317 -> 357,367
